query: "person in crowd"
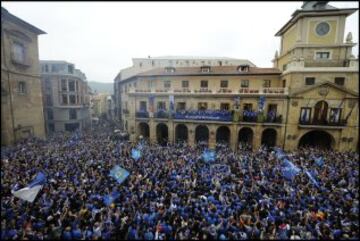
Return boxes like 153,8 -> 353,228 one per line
1,120 -> 358,240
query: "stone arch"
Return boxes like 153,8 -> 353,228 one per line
261,128 -> 277,147
298,130 -> 334,149
216,126 -> 230,144
195,125 -> 209,144
238,127 -> 254,148
138,122 -> 149,139
175,124 -> 188,142
156,123 -> 168,145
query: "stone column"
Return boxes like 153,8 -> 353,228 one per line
168,120 -> 174,144
149,119 -> 156,144
209,125 -> 216,149
188,124 -> 195,147
230,124 -> 238,151
253,125 -> 262,150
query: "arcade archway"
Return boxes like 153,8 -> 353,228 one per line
138,122 -> 149,139
175,124 -> 188,142
238,127 -> 253,148
156,123 -> 168,145
216,126 -> 230,144
195,125 -> 209,144
261,128 -> 277,147
298,130 -> 334,149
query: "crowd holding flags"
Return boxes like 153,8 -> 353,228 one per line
131,148 -> 142,161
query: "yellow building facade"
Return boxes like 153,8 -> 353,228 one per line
1,7 -> 46,145
116,2 -> 359,152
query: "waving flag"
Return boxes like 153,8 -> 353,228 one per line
109,165 -> 130,184
202,149 -> 215,163
305,170 -> 320,188
131,148 -> 141,161
11,172 -> 46,203
314,156 -> 324,167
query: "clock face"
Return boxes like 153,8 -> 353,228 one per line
316,22 -> 330,36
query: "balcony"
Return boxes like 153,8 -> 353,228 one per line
239,87 -> 288,95
299,119 -> 346,129
154,110 -> 169,119
136,111 -> 149,118
174,109 -> 232,122
128,87 -> 288,95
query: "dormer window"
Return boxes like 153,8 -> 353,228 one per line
238,65 -> 250,72
165,67 -> 175,73
201,66 -> 211,73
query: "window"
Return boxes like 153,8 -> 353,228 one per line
61,79 -> 67,91
305,77 -> 315,85
47,109 -> 54,120
68,80 -> 75,91
69,109 -> 77,120
76,95 -> 79,104
134,82 -> 137,88
283,64 -> 287,71
164,80 -> 171,89
201,66 -> 210,73
68,65 -> 74,74
300,107 -> 311,123
46,95 -> 53,106
220,80 -> 228,88
263,80 -> 271,88
45,65 -> 49,72
45,78 -> 52,92
69,95 -> 76,104
220,103 -> 230,110
165,67 -> 175,73
76,81 -> 79,91
176,102 -> 186,111
139,62 -> 143,67
267,104 -> 277,121
243,103 -> 252,111
157,101 -> 166,111
329,108 -> 341,123
238,65 -> 249,72
18,81 -> 26,94
282,79 -> 286,88
62,94 -> 68,105
182,80 -> 189,88
241,80 -> 249,88
219,61 -> 222,66
12,42 -> 25,63
335,77 -> 345,86
140,101 -> 147,111
152,61 -> 155,66
315,52 -> 330,59
198,102 -> 208,110
200,80 -> 208,88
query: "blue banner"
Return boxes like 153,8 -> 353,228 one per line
131,149 -> 141,161
28,172 -> 47,188
314,156 -> 324,167
202,149 -> 215,163
109,165 -> 130,184
305,170 -> 320,188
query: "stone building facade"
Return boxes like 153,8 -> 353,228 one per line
40,61 -> 91,134
1,7 -> 46,145
116,2 -> 359,152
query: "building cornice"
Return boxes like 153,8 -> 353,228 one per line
1,67 -> 41,78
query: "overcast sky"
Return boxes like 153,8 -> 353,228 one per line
2,1 -> 359,83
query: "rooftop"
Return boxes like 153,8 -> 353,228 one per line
1,7 -> 46,35
122,66 -> 281,81
135,56 -> 244,60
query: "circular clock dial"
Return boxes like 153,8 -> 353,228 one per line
316,22 -> 330,36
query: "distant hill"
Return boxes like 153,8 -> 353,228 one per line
88,81 -> 114,95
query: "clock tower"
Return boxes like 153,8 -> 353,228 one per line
273,1 -> 357,70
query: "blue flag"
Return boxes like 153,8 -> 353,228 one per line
305,171 -> 320,188
12,172 -> 46,203
109,165 -> 130,184
202,150 -> 215,163
131,149 -> 141,161
103,195 -> 114,206
28,172 -> 46,188
314,156 -> 324,167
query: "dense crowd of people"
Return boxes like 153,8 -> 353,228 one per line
1,123 -> 359,240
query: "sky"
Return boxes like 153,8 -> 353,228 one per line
2,1 -> 359,83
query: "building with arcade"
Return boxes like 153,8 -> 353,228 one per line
115,1 -> 359,152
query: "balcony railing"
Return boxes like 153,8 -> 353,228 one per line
136,111 -> 149,118
129,87 -> 288,95
174,109 -> 232,121
155,110 -> 169,118
299,119 -> 347,126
